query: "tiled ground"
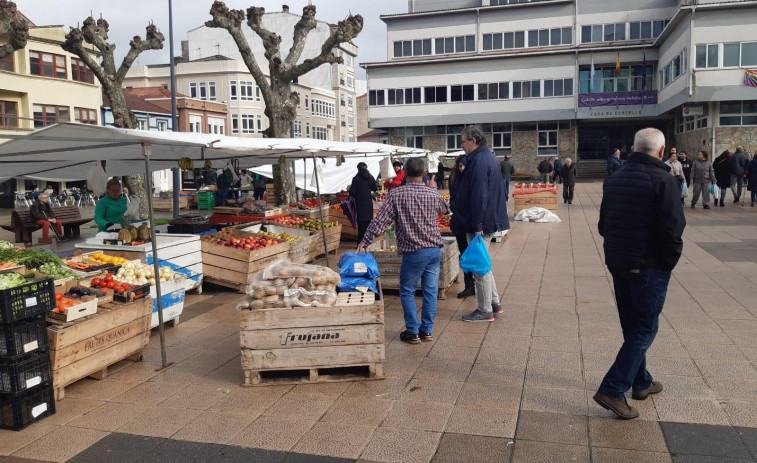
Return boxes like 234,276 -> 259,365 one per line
1,180 -> 757,462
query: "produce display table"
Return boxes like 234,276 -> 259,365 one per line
367,237 -> 460,299
47,297 -> 152,401
209,212 -> 289,225
152,196 -> 189,211
239,291 -> 385,386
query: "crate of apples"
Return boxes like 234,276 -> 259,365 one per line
219,235 -> 283,250
269,216 -> 306,227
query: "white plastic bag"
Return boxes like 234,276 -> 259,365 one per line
85,165 -> 108,196
310,160 -> 325,188
426,153 -> 440,174
125,197 -> 141,218
379,156 -> 396,180
514,207 -> 562,223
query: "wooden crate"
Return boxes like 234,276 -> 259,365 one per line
152,196 -> 188,211
201,228 -> 291,292
513,191 -> 559,214
239,291 -> 385,386
47,297 -> 152,401
291,207 -> 330,220
367,239 -> 460,299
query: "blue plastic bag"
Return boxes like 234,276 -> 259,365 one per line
338,276 -> 377,294
459,235 -> 492,276
338,252 -> 380,278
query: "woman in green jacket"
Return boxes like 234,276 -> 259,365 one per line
94,178 -> 128,232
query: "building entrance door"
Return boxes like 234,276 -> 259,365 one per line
577,121 -> 668,161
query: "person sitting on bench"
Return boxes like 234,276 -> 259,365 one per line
30,193 -> 66,241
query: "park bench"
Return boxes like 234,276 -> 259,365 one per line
0,206 -> 92,243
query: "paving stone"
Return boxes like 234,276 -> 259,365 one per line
515,411 -> 588,445
511,440 -> 590,463
67,433 -> 163,463
660,422 -> 753,460
430,433 -> 512,463
205,444 -> 284,463
132,438 -> 223,463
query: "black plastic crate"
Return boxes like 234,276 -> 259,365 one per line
0,277 -> 56,324
0,350 -> 52,395
0,318 -> 49,359
0,382 -> 55,430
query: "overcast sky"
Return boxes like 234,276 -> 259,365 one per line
17,0 -> 407,80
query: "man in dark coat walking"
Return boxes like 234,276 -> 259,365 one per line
537,158 -> 553,183
452,126 -> 509,323
349,162 -> 378,244
594,127 -> 686,420
607,149 -> 622,176
560,158 -> 577,204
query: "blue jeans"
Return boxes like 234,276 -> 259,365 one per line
503,178 -> 510,200
719,185 -> 728,202
399,247 -> 442,335
598,267 -> 671,398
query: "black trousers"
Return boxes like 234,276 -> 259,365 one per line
357,220 -> 371,245
253,187 -> 266,200
563,184 -> 575,202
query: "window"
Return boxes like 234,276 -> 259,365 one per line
424,86 -> 447,103
347,76 -> 354,89
450,85 -> 475,102
230,80 -> 238,100
189,82 -> 197,98
478,81 -> 509,100
544,78 -> 573,97
293,120 -> 302,137
348,116 -> 354,128
743,42 -> 757,66
311,99 -> 335,118
538,122 -> 558,155
659,48 -> 687,89
405,136 -> 423,148
394,39 -> 432,57
491,123 -> 512,154
208,117 -> 225,135
189,114 -> 202,133
74,107 -> 97,125
137,119 -> 148,131
305,96 -> 309,109
241,114 -> 255,134
199,82 -> 207,100
240,81 -> 255,101
434,35 -> 474,54
257,115 -> 262,132
0,53 -> 13,72
446,124 -> 464,151
208,82 -> 216,101
157,120 -> 167,131
306,122 -> 310,136
723,43 -> 740,67
512,80 -> 540,99
0,100 -> 18,127
33,104 -> 69,128
580,65 -> 653,93
29,51 -> 66,79
231,114 -> 239,134
675,105 -> 708,133
71,58 -> 94,84
719,100 -> 757,126
313,126 -> 327,140
348,96 -> 353,108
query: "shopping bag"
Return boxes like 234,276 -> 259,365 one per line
681,182 -> 689,199
338,251 -> 380,278
711,184 -> 720,198
340,199 -> 358,229
459,235 -> 492,276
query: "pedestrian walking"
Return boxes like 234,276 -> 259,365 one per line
730,146 -> 749,203
747,153 -> 757,207
450,155 -> 475,299
607,148 -> 622,176
690,150 -> 716,209
252,174 -> 267,200
665,152 -> 686,204
679,151 -> 692,205
663,146 -> 676,163
357,157 -> 449,344
451,126 -> 509,323
594,127 -> 686,419
349,162 -> 378,245
560,158 -> 577,204
537,158 -> 553,183
713,150 -> 732,207
499,155 -> 514,200
553,157 -> 563,184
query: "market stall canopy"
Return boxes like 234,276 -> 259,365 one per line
0,123 -> 428,181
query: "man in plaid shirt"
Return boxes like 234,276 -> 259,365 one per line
357,157 -> 450,344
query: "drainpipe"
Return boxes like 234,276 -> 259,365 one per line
688,7 -> 695,97
574,0 -> 579,160
476,9 -> 481,53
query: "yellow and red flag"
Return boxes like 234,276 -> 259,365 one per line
616,52 -> 621,74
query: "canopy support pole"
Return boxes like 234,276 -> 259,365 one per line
312,154 -> 330,268
143,142 -> 170,369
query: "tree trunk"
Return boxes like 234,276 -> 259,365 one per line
265,91 -> 297,206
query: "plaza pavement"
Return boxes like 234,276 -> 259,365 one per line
1,179 -> 756,463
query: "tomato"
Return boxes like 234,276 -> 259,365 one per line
55,293 -> 63,302
91,278 -> 102,287
104,274 -> 114,283
106,281 -> 116,289
120,283 -> 131,292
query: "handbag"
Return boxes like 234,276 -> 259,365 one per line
459,235 -> 492,276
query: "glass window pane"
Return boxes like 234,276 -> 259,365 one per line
463,85 -> 474,101
514,31 -> 525,48
696,45 -> 706,68
504,32 -> 514,49
743,100 -> 757,113
604,24 -> 614,42
437,86 -> 447,102
531,80 -> 540,97
549,132 -> 557,145
528,30 -> 538,47
630,22 -> 640,40
580,78 -> 590,94
413,40 -> 422,56
405,88 -> 413,103
456,36 -> 464,52
493,134 -> 501,147
562,27 -> 572,44
720,101 -> 741,114
641,21 -> 652,39
435,38 -> 444,54
413,88 -> 421,103
544,80 -> 554,96
402,41 -> 411,56
499,82 -> 509,99
445,37 -> 454,53
478,84 -> 488,100
723,43 -> 739,66
592,25 -> 603,42
742,42 -> 757,66
423,39 -> 431,55
615,23 -> 625,41
673,56 -> 681,78
522,81 -> 530,98
581,25 -> 591,43
502,133 -> 511,147
539,132 -> 547,145
396,90 -> 404,105
617,78 -> 629,91
551,28 -> 560,46
466,36 -> 475,51
483,34 -> 493,51
720,116 -> 741,126
488,83 -> 498,99
513,81 -> 522,98
707,44 -> 719,68
539,29 -> 549,46
743,115 -> 757,125
603,80 -> 614,92
493,33 -> 503,49
564,78 -> 573,95
425,87 -> 435,103
554,80 -> 564,96
451,85 -> 462,102
652,20 -> 663,37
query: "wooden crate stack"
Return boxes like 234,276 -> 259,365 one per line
513,190 -> 558,214
239,291 -> 385,386
367,238 -> 460,299
329,207 -> 359,240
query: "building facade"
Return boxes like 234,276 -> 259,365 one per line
182,5 -> 359,142
363,0 -> 757,175
0,23 -> 103,203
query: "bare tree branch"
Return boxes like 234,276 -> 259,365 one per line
0,0 -> 29,60
283,13 -> 363,81
246,6 -> 282,71
61,26 -> 109,86
116,24 -> 164,82
284,5 -> 316,69
79,17 -> 117,77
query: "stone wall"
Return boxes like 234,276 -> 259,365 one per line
424,135 -> 446,153
674,126 -> 757,159
673,127 -> 710,158
511,131 -> 539,177
559,127 -> 576,160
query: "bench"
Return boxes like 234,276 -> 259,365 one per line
0,206 -> 92,243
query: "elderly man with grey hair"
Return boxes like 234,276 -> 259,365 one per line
594,127 -> 685,419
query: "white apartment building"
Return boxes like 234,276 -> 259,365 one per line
363,0 -> 757,175
171,5 -> 359,142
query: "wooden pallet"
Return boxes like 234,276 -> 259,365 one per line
244,362 -> 384,386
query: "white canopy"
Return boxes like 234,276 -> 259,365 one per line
0,123 -> 427,181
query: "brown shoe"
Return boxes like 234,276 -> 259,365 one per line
632,381 -> 663,400
593,392 -> 639,419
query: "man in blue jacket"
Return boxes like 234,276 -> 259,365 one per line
607,148 -> 622,176
594,128 -> 685,419
452,126 -> 509,323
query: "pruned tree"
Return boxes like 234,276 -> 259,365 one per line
207,2 -> 363,205
0,0 -> 29,60
62,17 -> 164,218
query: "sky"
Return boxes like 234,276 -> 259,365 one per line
16,0 -> 408,80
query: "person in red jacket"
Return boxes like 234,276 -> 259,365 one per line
391,161 -> 406,189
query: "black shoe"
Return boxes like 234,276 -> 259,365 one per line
593,392 -> 639,419
632,381 -> 663,400
703,204 -> 710,209
720,201 -> 725,207
568,200 -> 572,204
457,287 -> 475,299
418,331 -> 433,342
690,204 -> 695,208
399,330 -> 420,344
734,196 -> 739,203
564,199 -> 567,204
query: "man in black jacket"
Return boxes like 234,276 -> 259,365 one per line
594,128 -> 685,419
30,194 -> 65,240
349,162 -> 378,244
